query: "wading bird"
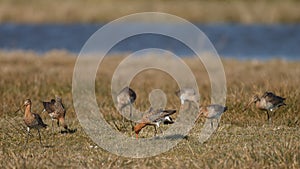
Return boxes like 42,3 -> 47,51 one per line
23,99 -> 47,147
198,104 -> 227,128
134,108 -> 176,139
245,92 -> 286,122
175,88 -> 199,105
117,87 -> 136,121
42,96 -> 69,132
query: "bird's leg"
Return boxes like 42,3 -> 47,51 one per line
37,129 -> 43,147
24,127 -> 30,148
51,119 -> 54,134
210,119 -> 213,128
159,127 -> 163,134
121,107 -> 126,129
129,103 -> 132,118
266,111 -> 272,123
153,125 -> 158,136
129,104 -> 134,129
217,118 -> 220,128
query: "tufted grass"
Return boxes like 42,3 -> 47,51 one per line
0,50 -> 299,168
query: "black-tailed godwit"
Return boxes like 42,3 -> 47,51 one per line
42,96 -> 69,132
23,99 -> 47,147
198,104 -> 227,128
245,91 -> 286,122
134,108 -> 176,139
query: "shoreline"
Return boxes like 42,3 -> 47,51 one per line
0,50 -> 299,62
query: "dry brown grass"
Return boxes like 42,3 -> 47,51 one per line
1,0 -> 300,23
1,50 -> 300,168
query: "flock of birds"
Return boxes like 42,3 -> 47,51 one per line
20,87 -> 286,147
21,96 -> 72,147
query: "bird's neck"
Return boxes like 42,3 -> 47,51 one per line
255,99 -> 264,109
134,123 -> 147,134
24,105 -> 32,117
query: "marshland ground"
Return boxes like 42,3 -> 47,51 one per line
0,51 -> 299,168
1,0 -> 300,24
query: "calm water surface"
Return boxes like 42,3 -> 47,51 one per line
0,23 -> 299,60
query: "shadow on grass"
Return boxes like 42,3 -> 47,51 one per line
152,134 -> 188,140
60,128 -> 77,134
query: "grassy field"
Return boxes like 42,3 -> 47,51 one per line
0,50 -> 299,168
1,0 -> 300,23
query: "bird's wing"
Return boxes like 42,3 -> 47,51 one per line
148,109 -> 176,122
33,113 -> 47,127
263,92 -> 286,105
42,101 -> 55,113
128,88 -> 136,103
55,102 -> 66,115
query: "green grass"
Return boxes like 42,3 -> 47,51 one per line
1,0 -> 300,23
1,50 -> 299,168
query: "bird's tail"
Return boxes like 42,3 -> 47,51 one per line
42,123 -> 48,128
279,102 -> 287,107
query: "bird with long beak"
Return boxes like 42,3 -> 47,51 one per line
244,92 -> 286,122
198,104 -> 227,128
133,108 -> 176,139
42,96 -> 69,133
23,99 -> 47,147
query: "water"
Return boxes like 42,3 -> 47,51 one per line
0,23 -> 299,60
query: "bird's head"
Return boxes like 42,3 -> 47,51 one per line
23,99 -> 31,107
252,95 -> 260,103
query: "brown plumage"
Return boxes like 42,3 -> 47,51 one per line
245,91 -> 286,122
42,96 -> 68,132
133,108 -> 176,139
23,99 -> 47,146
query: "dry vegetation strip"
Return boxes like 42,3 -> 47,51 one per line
1,0 -> 300,23
0,50 -> 299,168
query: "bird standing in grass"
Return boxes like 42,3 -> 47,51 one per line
23,99 -> 47,147
117,87 -> 136,123
134,108 -> 176,139
245,91 -> 286,122
42,96 -> 69,132
198,104 -> 227,128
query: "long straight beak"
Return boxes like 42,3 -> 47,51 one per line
14,108 -> 21,114
243,100 -> 254,112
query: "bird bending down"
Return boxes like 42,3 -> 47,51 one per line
23,99 -> 47,147
134,108 -> 176,139
245,91 -> 286,122
42,96 -> 69,132
198,104 -> 227,128
175,88 -> 199,105
117,87 -> 136,123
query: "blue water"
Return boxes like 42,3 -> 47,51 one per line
0,23 -> 299,60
